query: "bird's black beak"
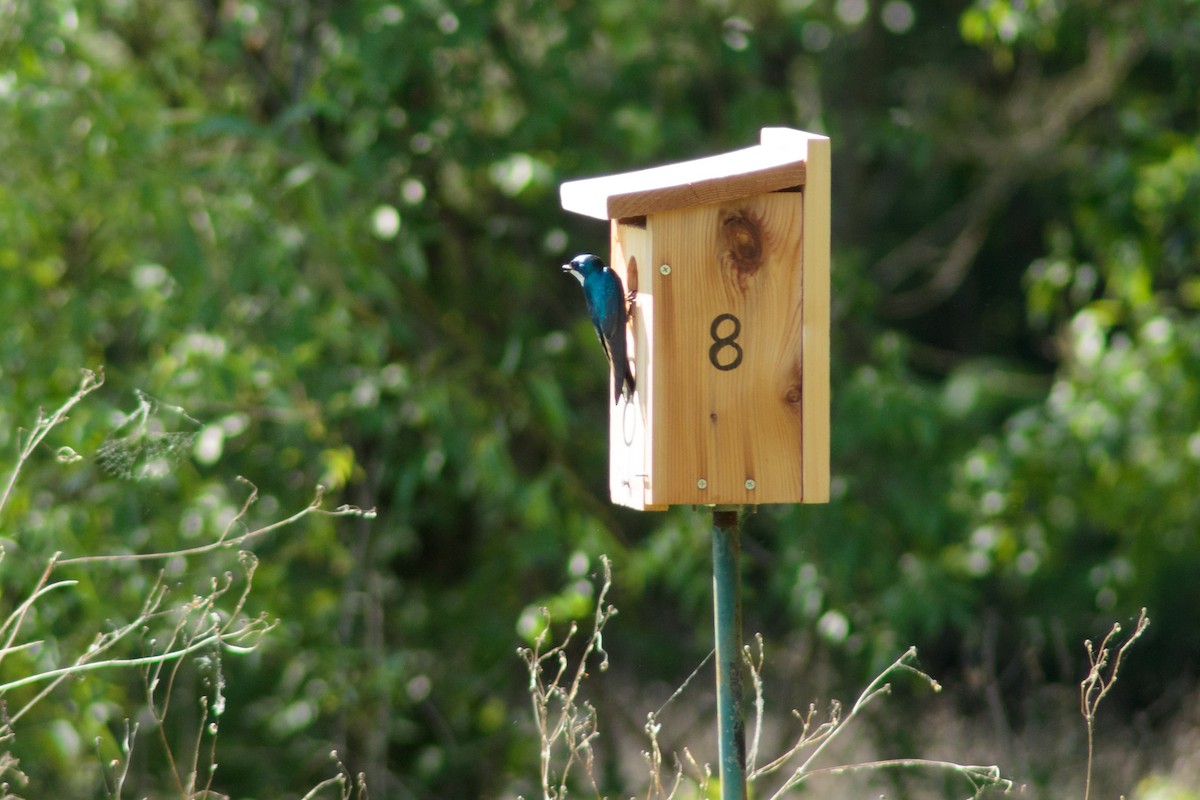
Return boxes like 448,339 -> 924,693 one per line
561,263 -> 573,273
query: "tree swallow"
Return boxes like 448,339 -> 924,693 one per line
562,253 -> 635,404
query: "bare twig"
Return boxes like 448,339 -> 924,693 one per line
3,582 -> 273,703
744,633 -> 765,775
1081,608 -> 1150,800
638,646 -> 715,799
108,719 -> 139,800
517,555 -> 1013,800
640,712 -> 681,800
0,368 -> 104,521
0,721 -> 27,798
756,646 -> 1011,799
805,757 -> 1008,792
299,751 -> 369,800
56,479 -> 376,566
1,374 -> 376,799
517,556 -> 616,800
0,558 -> 70,669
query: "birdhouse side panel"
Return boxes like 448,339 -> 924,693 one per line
608,220 -> 660,510
799,135 -> 831,503
645,193 -> 807,505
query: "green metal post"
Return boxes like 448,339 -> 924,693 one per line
712,507 -> 747,800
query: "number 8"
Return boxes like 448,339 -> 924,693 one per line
709,313 -> 743,371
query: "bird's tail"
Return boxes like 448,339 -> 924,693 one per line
614,359 -> 635,404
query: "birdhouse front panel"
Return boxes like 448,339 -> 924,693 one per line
608,192 -> 810,507
565,128 -> 830,509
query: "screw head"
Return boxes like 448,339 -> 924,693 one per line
697,478 -> 708,490
660,264 -> 672,275
745,479 -> 756,490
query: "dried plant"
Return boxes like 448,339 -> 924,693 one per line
298,751 -> 370,800
520,554 -> 1014,799
0,723 -> 28,799
0,369 -> 372,798
517,556 -> 616,799
0,367 -> 105,519
748,641 -> 1011,798
641,650 -> 713,799
1080,608 -> 1150,800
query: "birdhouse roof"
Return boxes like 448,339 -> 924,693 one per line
560,127 -> 826,221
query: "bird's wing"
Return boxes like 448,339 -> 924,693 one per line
593,317 -> 613,363
597,269 -> 626,345
584,270 -> 624,366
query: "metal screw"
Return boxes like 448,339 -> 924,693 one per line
660,264 -> 672,275
697,478 -> 708,490
745,479 -> 756,490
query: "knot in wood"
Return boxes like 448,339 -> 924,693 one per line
719,210 -> 764,291
785,361 -> 803,410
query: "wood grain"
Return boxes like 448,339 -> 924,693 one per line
648,193 -> 806,505
567,127 -> 831,509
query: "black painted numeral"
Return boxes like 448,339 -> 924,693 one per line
708,313 -> 743,371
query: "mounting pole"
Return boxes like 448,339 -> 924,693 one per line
712,506 -> 747,800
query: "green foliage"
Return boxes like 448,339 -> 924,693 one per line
1,0 -> 1199,795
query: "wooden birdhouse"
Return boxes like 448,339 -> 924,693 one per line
560,127 -> 830,509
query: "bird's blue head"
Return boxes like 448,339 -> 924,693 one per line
562,253 -> 605,286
